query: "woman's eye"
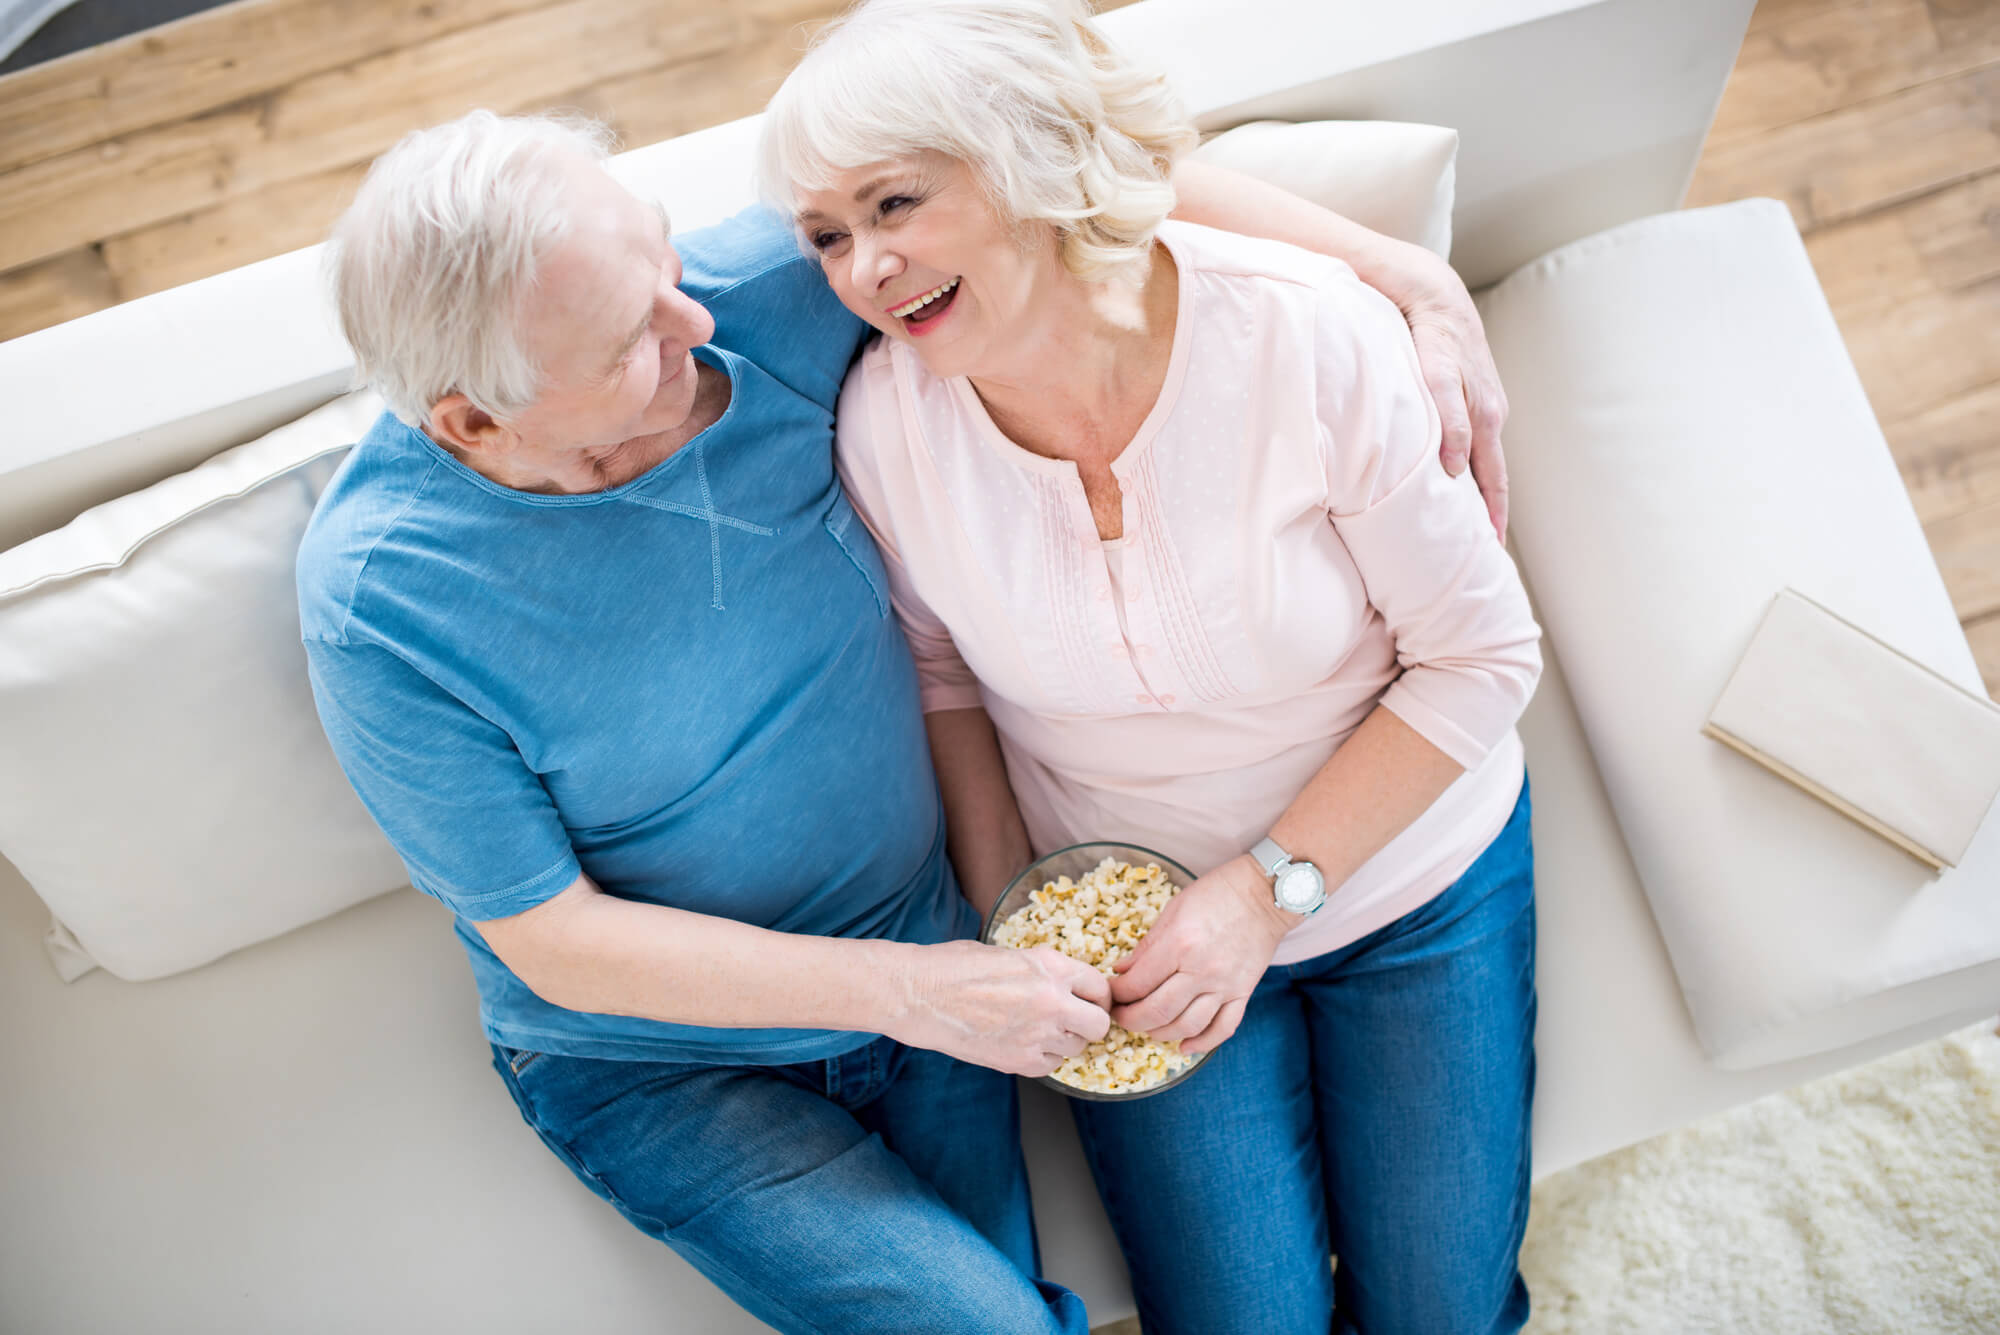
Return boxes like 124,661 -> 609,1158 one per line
810,230 -> 847,253
878,194 -> 915,216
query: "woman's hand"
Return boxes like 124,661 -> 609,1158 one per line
889,940 -> 1114,1077
1376,244 -> 1512,541
1108,855 -> 1293,1056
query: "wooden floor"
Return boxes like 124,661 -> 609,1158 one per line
1685,0 -> 2000,695
0,0 -> 1993,691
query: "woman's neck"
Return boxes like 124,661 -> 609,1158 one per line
969,242 -> 1179,464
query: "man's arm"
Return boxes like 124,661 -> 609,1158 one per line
1170,158 -> 1511,539
302,631 -> 1108,1077
475,872 -> 1111,1077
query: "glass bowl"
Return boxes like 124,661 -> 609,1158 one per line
982,841 -> 1211,1102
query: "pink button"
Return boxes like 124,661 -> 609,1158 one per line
1107,642 -> 1129,657
1134,694 -> 1155,707
1095,586 -> 1112,602
1125,582 -> 1143,601
1158,694 -> 1177,707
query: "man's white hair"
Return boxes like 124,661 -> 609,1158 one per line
757,0 -> 1195,282
327,110 -> 620,427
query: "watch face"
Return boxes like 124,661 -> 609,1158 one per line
1276,864 -> 1323,912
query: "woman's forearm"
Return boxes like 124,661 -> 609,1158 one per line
1266,705 -> 1466,895
926,706 -> 1033,919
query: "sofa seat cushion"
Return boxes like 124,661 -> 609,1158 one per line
1478,197 -> 2000,1069
0,390 -> 410,981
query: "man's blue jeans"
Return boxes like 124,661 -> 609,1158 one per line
1072,780 -> 1538,1335
493,1032 -> 1088,1334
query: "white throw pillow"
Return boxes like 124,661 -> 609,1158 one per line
0,390 -> 410,982
1190,120 -> 1457,259
1478,199 -> 2000,1069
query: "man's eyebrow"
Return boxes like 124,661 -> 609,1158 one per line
607,308 -> 650,371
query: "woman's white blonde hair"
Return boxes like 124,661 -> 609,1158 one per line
757,0 -> 1196,282
326,110 -> 620,427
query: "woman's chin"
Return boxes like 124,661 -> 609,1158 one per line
903,334 -> 974,380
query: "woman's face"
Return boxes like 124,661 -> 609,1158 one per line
793,153 -> 1055,380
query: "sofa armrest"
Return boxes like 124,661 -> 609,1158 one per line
1481,198 -> 2000,1072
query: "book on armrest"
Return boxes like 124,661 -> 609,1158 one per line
1703,590 -> 2000,872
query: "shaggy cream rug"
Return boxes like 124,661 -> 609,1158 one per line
1521,1021 -> 2000,1333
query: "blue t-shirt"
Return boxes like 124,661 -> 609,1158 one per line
297,208 -> 976,1063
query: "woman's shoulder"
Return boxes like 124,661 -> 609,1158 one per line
834,334 -> 970,470
836,335 -> 898,446
1162,221 -> 1415,383
1158,219 -> 1361,297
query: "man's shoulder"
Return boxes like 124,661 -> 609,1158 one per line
679,206 -> 869,412
676,205 -> 821,304
295,411 -> 441,643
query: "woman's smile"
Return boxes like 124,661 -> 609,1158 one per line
891,277 -> 962,333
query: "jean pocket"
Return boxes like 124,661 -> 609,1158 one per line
822,494 -> 890,618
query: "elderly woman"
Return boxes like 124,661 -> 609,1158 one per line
758,3 -> 1544,1333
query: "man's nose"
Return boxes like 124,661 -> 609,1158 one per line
663,287 -> 714,345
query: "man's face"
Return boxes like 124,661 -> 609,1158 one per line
507,154 -> 716,454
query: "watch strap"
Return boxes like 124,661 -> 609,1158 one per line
1249,836 -> 1290,879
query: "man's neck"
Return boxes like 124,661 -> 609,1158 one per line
443,361 -> 731,495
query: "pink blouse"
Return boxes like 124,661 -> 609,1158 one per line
835,222 -> 1542,965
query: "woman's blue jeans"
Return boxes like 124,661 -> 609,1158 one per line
492,1031 -> 1088,1334
1072,779 -> 1538,1335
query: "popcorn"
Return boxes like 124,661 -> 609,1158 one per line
992,856 -> 1197,1096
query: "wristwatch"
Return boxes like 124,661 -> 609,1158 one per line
1250,836 -> 1327,917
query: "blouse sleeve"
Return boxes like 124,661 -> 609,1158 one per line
1314,272 -> 1543,769
833,354 -> 986,715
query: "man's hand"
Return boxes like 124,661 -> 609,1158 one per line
1107,854 -> 1292,1056
1391,248 -> 1511,541
890,940 -> 1114,1077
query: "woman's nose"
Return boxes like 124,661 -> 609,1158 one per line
853,231 -> 903,293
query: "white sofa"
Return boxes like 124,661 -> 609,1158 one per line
4,1 -> 1998,1330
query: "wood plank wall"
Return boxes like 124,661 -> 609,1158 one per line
0,0 -> 1993,689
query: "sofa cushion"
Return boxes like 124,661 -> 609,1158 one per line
1190,120 -> 1457,258
1478,198 -> 2000,1069
0,390 -> 409,981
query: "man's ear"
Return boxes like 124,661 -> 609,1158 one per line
428,393 -> 512,457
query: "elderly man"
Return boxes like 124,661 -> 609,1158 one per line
298,109 -> 1509,1333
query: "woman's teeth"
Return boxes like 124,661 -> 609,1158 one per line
890,277 -> 960,319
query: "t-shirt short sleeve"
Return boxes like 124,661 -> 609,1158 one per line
676,205 -> 871,411
305,636 -> 582,920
